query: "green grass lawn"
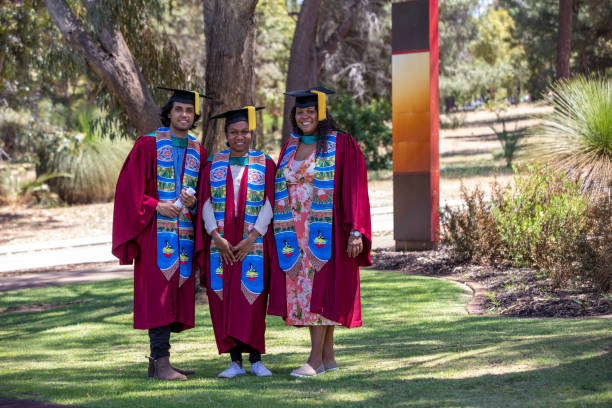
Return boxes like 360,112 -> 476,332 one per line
0,271 -> 610,408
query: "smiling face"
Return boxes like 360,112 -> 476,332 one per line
168,101 -> 195,133
295,106 -> 319,135
226,121 -> 252,155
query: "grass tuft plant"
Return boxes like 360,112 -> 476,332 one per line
531,75 -> 611,193
46,133 -> 131,204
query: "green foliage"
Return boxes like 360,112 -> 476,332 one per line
532,75 -> 611,192
491,166 -> 588,274
471,8 -> 528,102
441,165 -> 610,290
0,0 -> 83,108
499,0 -> 612,97
333,92 -> 392,170
438,0 -> 480,107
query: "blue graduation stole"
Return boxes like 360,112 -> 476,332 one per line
273,132 -> 336,279
209,150 -> 266,304
154,128 -> 201,287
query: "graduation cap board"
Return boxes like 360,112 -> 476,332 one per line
210,106 -> 265,131
157,86 -> 212,114
285,86 -> 335,120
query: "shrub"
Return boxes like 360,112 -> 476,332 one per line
531,75 -> 611,193
441,165 -> 610,291
576,201 -> 612,291
333,92 -> 392,170
491,165 -> 589,285
440,184 -> 503,263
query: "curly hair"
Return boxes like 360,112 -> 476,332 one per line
160,101 -> 201,130
290,106 -> 341,155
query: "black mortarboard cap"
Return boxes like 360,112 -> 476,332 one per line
210,106 -> 265,131
285,86 -> 335,119
157,86 -> 212,113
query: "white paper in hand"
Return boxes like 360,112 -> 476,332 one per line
173,187 -> 196,209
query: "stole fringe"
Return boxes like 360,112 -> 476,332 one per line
178,276 -> 187,288
284,253 -> 303,281
306,246 -> 327,272
213,289 -> 223,301
161,262 -> 178,281
241,282 -> 259,305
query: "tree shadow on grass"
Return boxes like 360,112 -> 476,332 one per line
3,351 -> 608,408
1,274 -> 610,407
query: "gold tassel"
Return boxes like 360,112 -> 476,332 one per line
193,91 -> 200,114
310,90 -> 326,120
243,105 -> 256,130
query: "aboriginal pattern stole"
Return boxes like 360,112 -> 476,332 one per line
273,132 -> 336,280
154,128 -> 201,288
209,150 -> 267,304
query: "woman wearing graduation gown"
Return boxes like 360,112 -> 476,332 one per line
269,87 -> 372,377
194,106 -> 280,378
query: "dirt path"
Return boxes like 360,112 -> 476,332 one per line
0,103 -> 552,248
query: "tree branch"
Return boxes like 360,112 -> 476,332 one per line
317,0 -> 361,57
44,0 -> 160,135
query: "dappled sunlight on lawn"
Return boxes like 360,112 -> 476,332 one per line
0,271 -> 610,407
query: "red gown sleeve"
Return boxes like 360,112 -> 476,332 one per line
264,157 -> 286,317
340,133 -> 372,266
112,136 -> 159,265
194,159 -> 212,288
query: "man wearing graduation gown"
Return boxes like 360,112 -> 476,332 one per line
194,107 -> 281,378
112,87 -> 208,380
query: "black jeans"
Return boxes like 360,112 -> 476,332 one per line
148,323 -> 180,359
229,340 -> 261,364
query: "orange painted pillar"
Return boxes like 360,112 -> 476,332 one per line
392,0 -> 439,250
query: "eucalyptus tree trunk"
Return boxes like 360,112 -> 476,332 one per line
44,0 -> 160,136
281,0 -> 361,144
201,0 -> 259,154
556,0 -> 573,80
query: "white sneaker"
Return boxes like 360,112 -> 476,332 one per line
250,361 -> 272,377
218,362 -> 246,378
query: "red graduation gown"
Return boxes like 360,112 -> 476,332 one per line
112,135 -> 207,332
268,132 -> 372,328
194,157 -> 279,354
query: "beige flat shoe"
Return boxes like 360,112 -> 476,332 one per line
323,360 -> 338,372
290,363 -> 325,378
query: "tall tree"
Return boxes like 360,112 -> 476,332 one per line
501,0 -> 610,97
281,0 -> 361,142
556,0 -> 573,80
201,0 -> 259,154
43,0 -> 160,135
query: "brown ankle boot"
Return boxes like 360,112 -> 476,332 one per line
148,357 -> 155,378
153,356 -> 187,381
171,365 -> 195,376
148,356 -> 195,377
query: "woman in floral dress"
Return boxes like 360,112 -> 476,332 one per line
270,87 -> 372,377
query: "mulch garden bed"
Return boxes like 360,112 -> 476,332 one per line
370,246 -> 611,318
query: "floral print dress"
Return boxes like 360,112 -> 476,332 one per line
284,150 -> 339,326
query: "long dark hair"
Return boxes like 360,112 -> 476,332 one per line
290,106 -> 341,155
160,101 -> 201,130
